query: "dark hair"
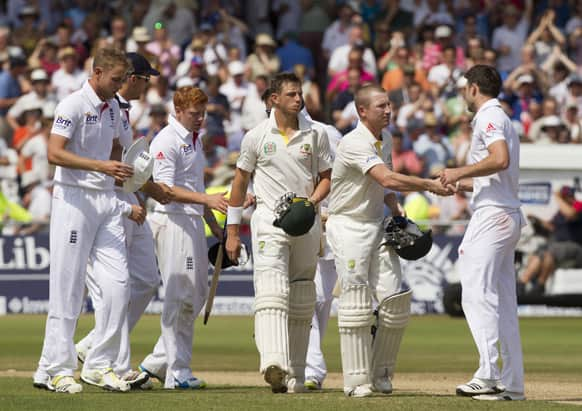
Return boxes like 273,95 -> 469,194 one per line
270,72 -> 301,95
261,87 -> 272,103
464,64 -> 502,98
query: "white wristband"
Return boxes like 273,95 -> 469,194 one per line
455,181 -> 460,191
227,206 -> 244,225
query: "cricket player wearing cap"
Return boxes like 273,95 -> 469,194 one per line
439,65 -> 526,401
327,84 -> 451,398
75,53 -> 172,389
33,47 -> 143,394
138,86 -> 228,389
226,72 -> 332,394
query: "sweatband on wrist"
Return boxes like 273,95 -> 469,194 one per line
456,181 -> 460,191
227,206 -> 244,225
121,202 -> 133,217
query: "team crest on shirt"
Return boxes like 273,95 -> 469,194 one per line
84,112 -> 98,125
299,143 -> 312,155
263,142 -> 277,155
181,144 -> 193,154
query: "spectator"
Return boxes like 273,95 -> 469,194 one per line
565,75 -> 582,114
562,101 -> 582,143
528,98 -> 559,143
391,130 -> 423,176
0,55 -> 27,143
13,170 -> 51,235
294,63 -> 321,121
491,3 -> 531,75
413,112 -> 454,177
241,74 -> 269,131
272,0 -> 302,41
106,15 -> 129,52
145,21 -> 180,78
205,75 -> 230,147
0,26 -> 24,64
331,67 -> 360,130
413,0 -> 454,28
214,8 -> 249,60
526,10 -> 566,66
175,56 -> 207,91
509,74 -> 543,124
321,2 -> 355,60
297,0 -> 329,85
326,47 -> 374,103
388,64 -> 417,109
519,186 -> 582,295
142,0 -> 195,47
27,38 -> 60,77
327,24 -> 377,78
442,77 -> 469,136
246,33 -> 280,81
51,46 -> 88,102
7,69 -> 55,132
276,31 -> 314,76
376,0 -> 414,40
219,60 -> 253,148
199,22 -> 228,77
12,6 -> 42,57
427,46 -> 464,99
143,103 -> 168,143
547,62 -> 573,108
537,115 -> 569,144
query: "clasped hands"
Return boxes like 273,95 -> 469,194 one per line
427,168 -> 461,196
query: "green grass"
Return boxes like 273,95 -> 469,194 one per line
0,315 -> 581,410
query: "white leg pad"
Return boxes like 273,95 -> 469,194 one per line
254,270 -> 289,374
288,280 -> 316,380
371,289 -> 412,380
338,285 -> 374,388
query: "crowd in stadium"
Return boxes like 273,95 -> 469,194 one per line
0,0 -> 580,234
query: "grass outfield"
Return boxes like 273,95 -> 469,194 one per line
0,315 -> 581,410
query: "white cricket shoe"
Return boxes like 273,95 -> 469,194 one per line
138,363 -> 165,382
51,375 -> 83,394
372,377 -> 393,394
174,376 -> 207,389
456,377 -> 502,397
286,377 -> 306,393
33,371 -> 54,391
344,384 -> 373,398
473,391 -> 526,401
121,369 -> 150,390
264,365 -> 287,393
304,378 -> 322,391
81,368 -> 131,392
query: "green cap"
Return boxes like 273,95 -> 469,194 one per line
273,198 -> 316,237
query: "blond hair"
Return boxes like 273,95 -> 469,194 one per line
173,86 -> 209,111
92,47 -> 131,73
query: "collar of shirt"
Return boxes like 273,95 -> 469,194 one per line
82,80 -> 112,110
168,114 -> 194,142
115,93 -> 131,110
267,108 -> 313,138
354,121 -> 381,146
472,98 -> 502,127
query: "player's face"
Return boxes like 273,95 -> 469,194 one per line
96,63 -> 128,99
273,81 -> 302,116
363,91 -> 392,129
463,82 -> 477,112
128,74 -> 150,99
176,103 -> 206,132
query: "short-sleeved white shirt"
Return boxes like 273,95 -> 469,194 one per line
328,121 -> 389,222
51,81 -> 122,191
150,114 -> 205,216
237,110 -> 332,212
469,98 -> 521,210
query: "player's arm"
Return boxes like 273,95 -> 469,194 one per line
48,133 -> 134,181
384,191 -> 405,216
225,167 -> 252,263
166,185 -> 228,213
368,163 -> 451,195
309,169 -> 331,205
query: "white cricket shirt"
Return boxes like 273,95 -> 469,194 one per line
237,110 -> 332,212
469,98 -> 521,210
328,121 -> 390,222
150,114 -> 205,216
51,81 -> 122,191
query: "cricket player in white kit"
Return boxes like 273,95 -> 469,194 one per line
33,48 -> 145,393
439,65 -> 526,401
327,84 -> 451,397
138,87 -> 228,389
75,53 -> 172,389
226,72 -> 332,394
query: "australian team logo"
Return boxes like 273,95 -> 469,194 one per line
263,142 -> 277,155
299,143 -> 312,155
84,112 -> 98,125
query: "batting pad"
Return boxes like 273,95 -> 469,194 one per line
254,271 -> 289,373
338,285 -> 373,388
371,289 -> 412,380
288,280 -> 316,380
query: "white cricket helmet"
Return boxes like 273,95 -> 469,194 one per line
122,137 -> 154,193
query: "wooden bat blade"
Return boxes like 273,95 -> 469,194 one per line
204,244 -> 224,325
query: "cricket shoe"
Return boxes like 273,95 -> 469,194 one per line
51,375 -> 83,394
473,391 -> 526,401
138,364 -> 165,382
81,367 -> 130,392
264,365 -> 287,393
372,377 -> 393,394
344,384 -> 373,398
174,376 -> 207,389
32,371 -> 54,391
286,377 -> 306,393
304,378 -> 322,391
456,377 -> 503,397
121,369 -> 151,390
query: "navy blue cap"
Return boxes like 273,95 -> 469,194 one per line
126,52 -> 160,76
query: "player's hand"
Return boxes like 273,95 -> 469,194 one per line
428,178 -> 455,196
100,160 -> 134,182
128,204 -> 146,225
438,168 -> 461,187
243,193 -> 256,208
149,182 -> 174,204
206,192 -> 229,214
225,233 -> 241,265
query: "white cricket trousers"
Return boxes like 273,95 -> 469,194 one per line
141,212 -> 208,388
38,184 -> 129,377
459,206 -> 524,393
305,257 -> 337,383
81,191 -> 160,375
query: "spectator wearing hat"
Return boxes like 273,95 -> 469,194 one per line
51,46 -> 88,101
13,6 -> 42,57
0,26 -> 24,65
10,97 -> 44,182
127,26 -> 152,54
321,2 -> 356,60
491,3 -> 532,75
219,60 -> 253,148
328,24 -> 377,78
178,37 -> 206,78
7,69 -> 55,132
0,54 -> 27,142
562,100 -> 582,143
246,33 -> 280,81
527,97 -> 560,143
537,115 -> 569,144
145,21 -> 180,78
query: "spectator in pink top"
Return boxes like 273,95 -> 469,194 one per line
391,130 -> 423,177
326,47 -> 374,102
145,21 -> 180,78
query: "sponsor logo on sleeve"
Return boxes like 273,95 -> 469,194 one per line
54,115 -> 72,129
